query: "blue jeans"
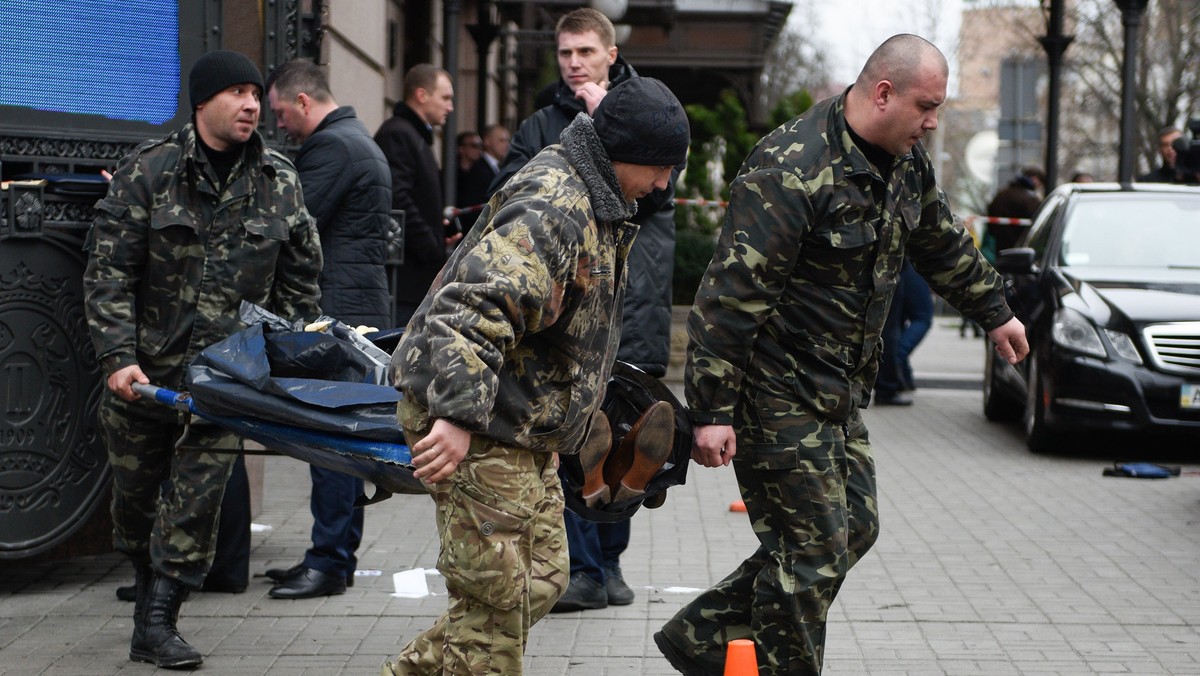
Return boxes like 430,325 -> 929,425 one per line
896,262 -> 933,388
564,509 -> 630,585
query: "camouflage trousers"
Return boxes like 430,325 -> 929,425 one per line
659,413 -> 879,675
383,401 -> 569,675
99,391 -> 239,589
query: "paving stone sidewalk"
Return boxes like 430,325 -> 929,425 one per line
2,320 -> 1198,674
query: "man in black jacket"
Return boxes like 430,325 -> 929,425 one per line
489,7 -> 681,614
1138,126 -> 1182,183
265,58 -> 393,599
374,64 -> 461,326
984,165 -> 1044,259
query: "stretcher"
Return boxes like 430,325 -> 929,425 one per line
132,382 -> 422,503
147,304 -> 689,518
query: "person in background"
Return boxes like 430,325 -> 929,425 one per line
264,58 -> 392,599
873,259 -> 935,405
984,165 -> 1045,260
1070,171 -> 1095,183
84,50 -> 322,668
490,6 -> 680,615
1137,126 -> 1181,182
374,64 -> 461,327
655,35 -> 1028,675
454,130 -> 491,232
381,76 -> 690,676
480,123 -> 511,176
894,260 -> 934,392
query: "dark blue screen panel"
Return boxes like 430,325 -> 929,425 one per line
0,0 -> 180,125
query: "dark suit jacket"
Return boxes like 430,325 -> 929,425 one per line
373,102 -> 446,309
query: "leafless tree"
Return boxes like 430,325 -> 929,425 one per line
1058,0 -> 1200,177
760,5 -> 829,114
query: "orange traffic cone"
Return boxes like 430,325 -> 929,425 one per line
724,638 -> 758,675
729,500 -> 747,513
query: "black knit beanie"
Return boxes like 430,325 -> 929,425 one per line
189,50 -> 264,109
592,77 -> 690,168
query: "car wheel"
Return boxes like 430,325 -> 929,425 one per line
983,344 -> 1021,421
1022,355 -> 1058,453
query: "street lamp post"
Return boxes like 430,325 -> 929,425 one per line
1114,0 -> 1149,184
467,2 -> 500,134
443,0 -> 462,208
1039,0 -> 1073,188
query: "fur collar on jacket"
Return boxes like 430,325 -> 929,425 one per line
559,112 -> 636,224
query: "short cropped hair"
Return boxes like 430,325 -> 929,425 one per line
403,64 -> 450,102
856,34 -> 947,93
266,59 -> 332,102
556,8 -> 615,48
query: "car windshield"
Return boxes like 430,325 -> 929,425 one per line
1059,194 -> 1200,268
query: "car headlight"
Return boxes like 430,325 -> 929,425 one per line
1051,308 -> 1106,358
1103,329 -> 1143,364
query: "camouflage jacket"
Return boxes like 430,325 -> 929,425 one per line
84,122 -> 323,387
393,113 -> 637,455
686,92 -> 1013,427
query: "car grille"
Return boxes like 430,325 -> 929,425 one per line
1143,322 -> 1200,375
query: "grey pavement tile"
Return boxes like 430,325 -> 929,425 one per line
3,322 -> 1199,674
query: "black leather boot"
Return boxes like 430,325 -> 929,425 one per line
129,559 -> 153,648
130,574 -> 203,669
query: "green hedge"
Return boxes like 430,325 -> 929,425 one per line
672,226 -> 717,306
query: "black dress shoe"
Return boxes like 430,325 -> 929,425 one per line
266,563 -> 353,587
265,563 -> 305,582
550,572 -> 607,612
267,566 -> 347,599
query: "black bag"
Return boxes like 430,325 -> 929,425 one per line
186,314 -> 402,442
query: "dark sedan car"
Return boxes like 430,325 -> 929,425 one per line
982,182 -> 1200,452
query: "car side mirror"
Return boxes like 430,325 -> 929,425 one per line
993,247 -> 1036,275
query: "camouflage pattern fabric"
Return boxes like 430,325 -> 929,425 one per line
666,92 -> 1015,674
685,93 -> 1011,428
84,122 -> 323,385
385,114 -> 631,674
382,397 -> 568,676
100,392 -> 240,589
392,114 -> 636,458
83,122 -> 323,584
659,414 -> 875,675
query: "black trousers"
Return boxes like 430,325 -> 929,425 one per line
205,454 -> 250,588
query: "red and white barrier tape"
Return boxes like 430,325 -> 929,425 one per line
447,196 -> 731,217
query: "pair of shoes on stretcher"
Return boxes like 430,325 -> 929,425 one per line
579,401 -> 674,508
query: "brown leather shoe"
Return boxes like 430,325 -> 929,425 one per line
579,412 -> 614,508
606,401 -> 675,503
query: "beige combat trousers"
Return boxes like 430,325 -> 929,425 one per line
383,415 -> 569,675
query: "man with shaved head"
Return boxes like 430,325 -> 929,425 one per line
654,34 -> 1028,675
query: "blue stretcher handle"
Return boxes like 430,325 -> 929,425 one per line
132,383 -> 195,413
129,381 -> 418,497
